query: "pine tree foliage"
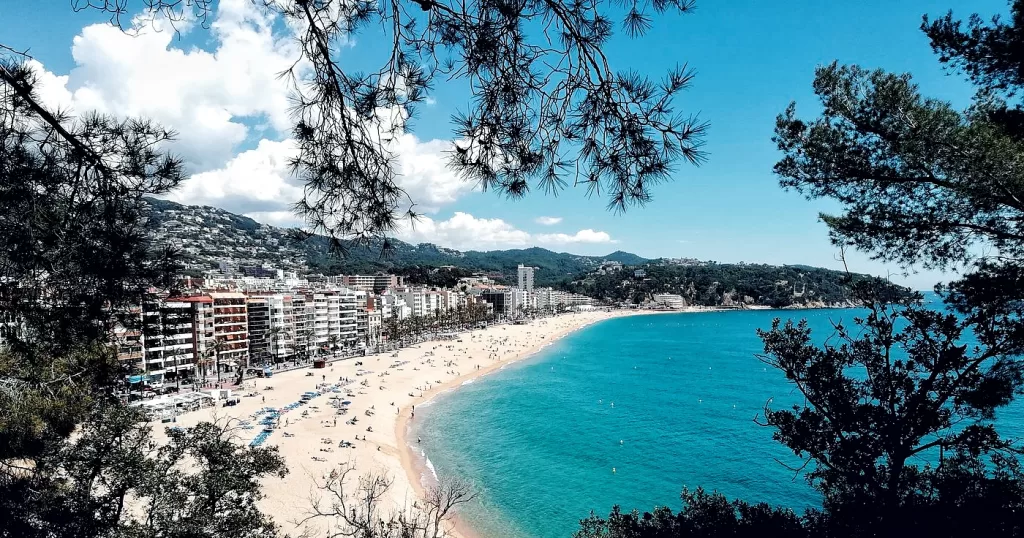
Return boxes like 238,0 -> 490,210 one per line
0,58 -> 287,538
57,0 -> 708,249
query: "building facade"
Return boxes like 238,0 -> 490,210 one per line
653,293 -> 686,309
209,292 -> 249,370
141,299 -> 196,384
246,297 -> 271,366
517,264 -> 535,293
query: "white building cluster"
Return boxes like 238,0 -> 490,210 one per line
116,266 -> 594,385
652,293 -> 686,309
469,265 -> 593,318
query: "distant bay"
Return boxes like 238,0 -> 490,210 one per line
411,308 -> 1024,538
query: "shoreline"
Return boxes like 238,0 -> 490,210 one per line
148,309 -> 650,538
391,305 -> 858,538
149,306 -> 852,538
394,309 -> 663,538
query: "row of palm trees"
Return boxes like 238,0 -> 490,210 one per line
380,302 -> 571,348
380,302 -> 491,349
189,303 -> 573,383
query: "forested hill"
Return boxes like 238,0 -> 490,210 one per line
562,263 -> 903,307
143,197 -> 648,285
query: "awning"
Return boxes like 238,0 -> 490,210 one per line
127,374 -> 149,384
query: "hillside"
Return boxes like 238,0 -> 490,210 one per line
561,262 -> 904,308
143,198 -> 648,286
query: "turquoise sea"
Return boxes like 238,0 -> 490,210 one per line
410,309 -> 1024,538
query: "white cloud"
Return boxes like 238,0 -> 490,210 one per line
535,229 -> 617,245
25,1 -> 479,224
164,133 -> 473,222
392,134 -> 477,212
396,213 -> 615,250
535,216 -> 563,226
397,212 -> 531,250
30,0 -> 303,171
168,138 -> 303,215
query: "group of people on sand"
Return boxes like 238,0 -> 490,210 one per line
272,316 -> 583,471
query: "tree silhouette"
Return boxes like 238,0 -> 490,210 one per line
0,58 -> 286,538
6,0 -> 708,249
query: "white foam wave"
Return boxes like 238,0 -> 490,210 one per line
419,449 -> 438,481
461,379 -> 475,386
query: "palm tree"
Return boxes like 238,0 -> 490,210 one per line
203,337 -> 229,384
455,303 -> 465,330
293,328 -> 311,364
266,326 -> 286,365
327,334 -> 340,360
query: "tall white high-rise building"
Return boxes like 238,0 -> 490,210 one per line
337,288 -> 359,348
249,294 -> 304,363
517,264 -> 535,293
306,289 -> 359,359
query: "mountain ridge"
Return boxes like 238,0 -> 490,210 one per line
144,197 -> 903,304
144,197 -> 649,285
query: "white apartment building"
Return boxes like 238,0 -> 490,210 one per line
180,296 -> 214,377
535,288 -> 568,311
307,293 -> 330,356
653,293 -> 686,309
306,289 -> 359,358
338,288 -> 359,348
327,293 -> 342,353
394,287 -> 427,318
437,289 -> 460,311
141,300 -> 195,384
424,290 -> 442,317
566,293 -> 595,307
378,293 -> 411,320
517,264 -> 535,293
291,295 -> 309,359
366,309 -> 382,348
510,288 -> 532,314
249,294 -> 309,364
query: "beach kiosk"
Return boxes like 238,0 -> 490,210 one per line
313,359 -> 326,369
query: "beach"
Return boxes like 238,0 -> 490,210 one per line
151,309 -> 643,537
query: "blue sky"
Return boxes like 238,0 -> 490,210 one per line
0,0 -> 1008,289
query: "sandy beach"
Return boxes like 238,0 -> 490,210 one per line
152,309 -> 646,537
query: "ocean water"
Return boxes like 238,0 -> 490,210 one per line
411,309 -> 1024,538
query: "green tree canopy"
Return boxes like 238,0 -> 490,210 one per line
0,59 -> 286,538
